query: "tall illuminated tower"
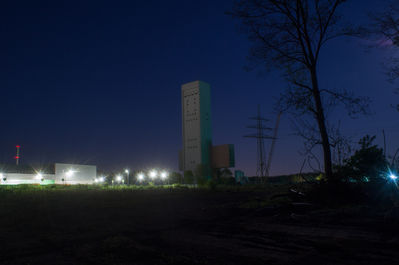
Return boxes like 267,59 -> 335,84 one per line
181,80 -> 212,173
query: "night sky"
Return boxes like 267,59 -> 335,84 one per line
1,0 -> 397,176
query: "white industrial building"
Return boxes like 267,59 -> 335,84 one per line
179,80 -> 235,177
181,80 -> 212,173
0,163 -> 97,185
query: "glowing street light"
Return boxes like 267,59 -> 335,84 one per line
116,175 -> 122,182
125,169 -> 129,185
35,173 -> 43,180
149,170 -> 157,180
160,171 -> 168,180
63,169 -> 75,184
137,173 -> 145,182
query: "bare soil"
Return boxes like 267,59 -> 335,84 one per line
0,188 -> 398,264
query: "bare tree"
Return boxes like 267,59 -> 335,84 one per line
367,1 -> 399,79
365,1 -> 399,111
229,0 -> 369,181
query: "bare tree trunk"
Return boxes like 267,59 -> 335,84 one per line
310,66 -> 333,180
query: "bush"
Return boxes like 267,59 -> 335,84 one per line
334,135 -> 387,183
169,172 -> 182,184
197,175 -> 208,186
219,177 -> 236,185
183,170 -> 194,184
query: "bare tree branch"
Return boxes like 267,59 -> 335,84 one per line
229,0 -> 365,181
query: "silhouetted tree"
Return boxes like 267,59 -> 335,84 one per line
194,164 -> 209,185
170,172 -> 183,184
229,0 -> 369,181
366,1 -> 399,110
221,168 -> 233,178
335,135 -> 387,182
368,1 -> 399,80
212,168 -> 222,181
183,170 -> 194,184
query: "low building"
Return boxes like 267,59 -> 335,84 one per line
0,163 -> 97,185
211,144 -> 235,169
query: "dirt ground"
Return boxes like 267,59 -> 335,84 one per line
0,188 -> 398,264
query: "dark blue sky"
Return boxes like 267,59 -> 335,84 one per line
0,0 -> 397,175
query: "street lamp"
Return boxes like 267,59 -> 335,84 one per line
35,173 -> 43,180
160,171 -> 169,185
64,169 -> 74,184
116,175 -> 122,183
125,169 -> 129,185
137,173 -> 144,182
149,170 -> 157,180
160,171 -> 168,180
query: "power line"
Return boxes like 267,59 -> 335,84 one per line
244,105 -> 274,182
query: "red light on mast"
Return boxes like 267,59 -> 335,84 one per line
15,145 -> 20,166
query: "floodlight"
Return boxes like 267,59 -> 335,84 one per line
94,178 -> 99,183
389,174 -> 398,180
125,169 -> 129,174
116,175 -> 122,182
149,170 -> 157,179
160,171 -> 168,180
35,173 -> 43,180
99,177 -> 105,182
66,170 -> 74,177
137,173 -> 144,181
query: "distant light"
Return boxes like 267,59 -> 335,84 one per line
149,170 -> 157,179
137,173 -> 144,181
389,174 -> 398,180
125,169 -> 129,174
94,178 -> 99,183
16,145 -> 20,148
160,171 -> 168,180
100,177 -> 105,182
116,175 -> 122,182
35,173 -> 43,180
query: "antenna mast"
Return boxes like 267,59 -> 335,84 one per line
15,145 -> 20,165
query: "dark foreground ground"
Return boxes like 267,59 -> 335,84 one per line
0,186 -> 398,265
